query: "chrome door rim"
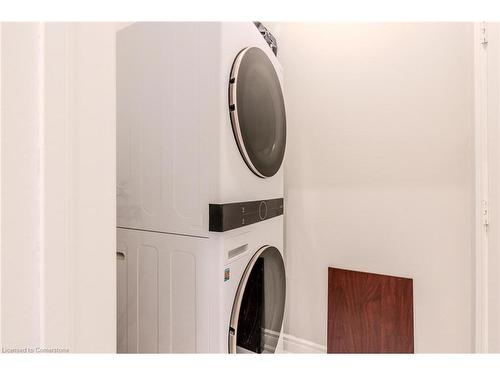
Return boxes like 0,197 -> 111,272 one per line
229,47 -> 266,178
228,245 -> 285,354
229,47 -> 286,179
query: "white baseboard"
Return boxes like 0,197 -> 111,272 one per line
261,328 -> 280,353
282,334 -> 327,354
261,328 -> 326,353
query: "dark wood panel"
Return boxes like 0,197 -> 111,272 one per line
327,267 -> 414,353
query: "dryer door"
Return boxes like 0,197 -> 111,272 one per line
229,246 -> 286,353
229,47 -> 287,178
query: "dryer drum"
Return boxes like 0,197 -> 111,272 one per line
229,47 -> 287,178
229,246 -> 286,353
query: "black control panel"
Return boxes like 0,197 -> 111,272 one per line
209,198 -> 283,232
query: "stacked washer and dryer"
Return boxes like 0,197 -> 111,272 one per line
116,22 -> 287,354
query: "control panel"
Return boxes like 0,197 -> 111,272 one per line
209,198 -> 284,232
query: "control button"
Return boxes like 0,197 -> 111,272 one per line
259,201 -> 268,220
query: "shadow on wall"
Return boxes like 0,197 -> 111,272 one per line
278,22 -> 474,353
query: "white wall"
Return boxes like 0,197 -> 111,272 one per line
0,21 -> 480,354
0,23 -> 43,350
0,23 -> 116,352
275,23 -> 475,353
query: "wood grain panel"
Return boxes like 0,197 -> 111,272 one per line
327,267 -> 414,353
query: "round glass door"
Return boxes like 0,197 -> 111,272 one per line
229,47 -> 287,178
228,246 -> 286,353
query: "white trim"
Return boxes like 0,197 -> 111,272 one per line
41,22 -> 74,352
261,328 -> 280,353
65,22 -> 76,353
281,334 -> 326,354
0,21 -> 3,350
474,21 -> 489,353
37,21 -> 46,350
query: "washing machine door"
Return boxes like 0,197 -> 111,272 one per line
229,47 -> 287,178
229,246 -> 286,353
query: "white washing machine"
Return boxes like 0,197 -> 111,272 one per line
116,22 -> 287,354
117,22 -> 287,238
117,216 -> 286,353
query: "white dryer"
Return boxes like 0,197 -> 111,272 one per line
116,21 -> 287,354
117,22 -> 287,238
117,217 -> 286,353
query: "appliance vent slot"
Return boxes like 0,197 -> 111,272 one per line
228,244 -> 248,260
